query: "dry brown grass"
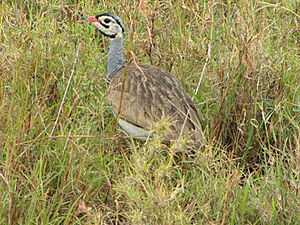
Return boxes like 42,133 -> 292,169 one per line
0,0 -> 299,224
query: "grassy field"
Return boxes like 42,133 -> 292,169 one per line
0,0 -> 299,224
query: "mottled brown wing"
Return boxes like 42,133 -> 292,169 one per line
107,64 -> 203,143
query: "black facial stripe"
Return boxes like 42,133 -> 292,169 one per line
97,29 -> 116,38
99,21 -> 109,29
104,18 -> 111,23
115,19 -> 124,33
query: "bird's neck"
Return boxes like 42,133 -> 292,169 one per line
108,37 -> 125,79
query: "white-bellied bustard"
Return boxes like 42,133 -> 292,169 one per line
83,13 -> 204,146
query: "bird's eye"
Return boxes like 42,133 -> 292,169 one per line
104,18 -> 111,23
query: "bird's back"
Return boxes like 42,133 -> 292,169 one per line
107,63 -> 204,144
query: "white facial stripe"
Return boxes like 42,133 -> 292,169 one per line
94,22 -> 107,32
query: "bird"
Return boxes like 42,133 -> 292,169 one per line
83,13 -> 204,146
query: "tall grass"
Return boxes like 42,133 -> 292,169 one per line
0,0 -> 299,224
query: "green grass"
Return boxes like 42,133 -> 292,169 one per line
0,0 -> 299,224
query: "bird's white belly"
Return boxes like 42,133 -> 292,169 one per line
118,118 -> 151,139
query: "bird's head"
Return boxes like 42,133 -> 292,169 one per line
84,13 -> 124,38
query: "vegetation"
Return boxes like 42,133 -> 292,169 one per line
0,0 -> 299,224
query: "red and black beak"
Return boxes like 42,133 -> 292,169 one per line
81,16 -> 98,23
87,16 -> 98,22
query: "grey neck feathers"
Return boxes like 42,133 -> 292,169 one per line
108,37 -> 126,79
